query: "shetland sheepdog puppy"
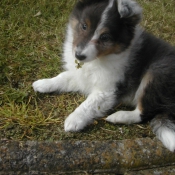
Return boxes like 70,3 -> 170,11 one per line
33,0 -> 175,152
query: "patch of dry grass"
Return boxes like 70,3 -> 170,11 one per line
0,0 -> 174,141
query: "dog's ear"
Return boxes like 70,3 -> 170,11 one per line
117,0 -> 142,24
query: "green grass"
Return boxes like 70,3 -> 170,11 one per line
0,0 -> 175,141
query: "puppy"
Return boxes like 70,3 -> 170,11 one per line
33,0 -> 175,152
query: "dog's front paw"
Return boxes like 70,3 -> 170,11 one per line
64,112 -> 91,132
32,79 -> 54,93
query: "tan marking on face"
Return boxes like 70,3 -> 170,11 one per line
72,18 -> 92,51
85,18 -> 91,30
97,43 -> 123,57
90,39 -> 98,44
70,17 -> 78,29
70,18 -> 80,50
99,27 -> 109,34
92,27 -> 124,57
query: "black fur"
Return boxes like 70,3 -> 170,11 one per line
117,31 -> 175,122
73,0 -> 175,125
73,0 -> 175,151
71,0 -> 141,54
32,0 -> 175,151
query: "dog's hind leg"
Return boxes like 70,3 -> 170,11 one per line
107,68 -> 175,152
141,63 -> 175,152
106,71 -> 152,124
106,107 -> 142,124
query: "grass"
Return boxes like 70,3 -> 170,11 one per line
0,0 -> 175,141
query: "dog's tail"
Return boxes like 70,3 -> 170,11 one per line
150,114 -> 175,152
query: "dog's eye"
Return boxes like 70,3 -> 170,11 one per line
81,23 -> 87,31
100,33 -> 111,42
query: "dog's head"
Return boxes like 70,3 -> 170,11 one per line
70,0 -> 142,62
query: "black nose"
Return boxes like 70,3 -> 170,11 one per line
75,52 -> 86,61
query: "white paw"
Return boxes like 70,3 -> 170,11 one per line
106,109 -> 141,124
106,111 -> 129,124
32,79 -> 54,93
64,112 -> 92,132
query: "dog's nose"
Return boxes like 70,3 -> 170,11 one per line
75,52 -> 86,61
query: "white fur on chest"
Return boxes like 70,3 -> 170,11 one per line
62,25 -> 130,95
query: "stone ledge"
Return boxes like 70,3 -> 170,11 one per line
1,138 -> 175,174
126,165 -> 175,175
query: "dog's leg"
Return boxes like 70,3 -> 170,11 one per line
64,90 -> 116,132
106,107 -> 142,124
32,71 -> 79,93
106,71 -> 152,125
